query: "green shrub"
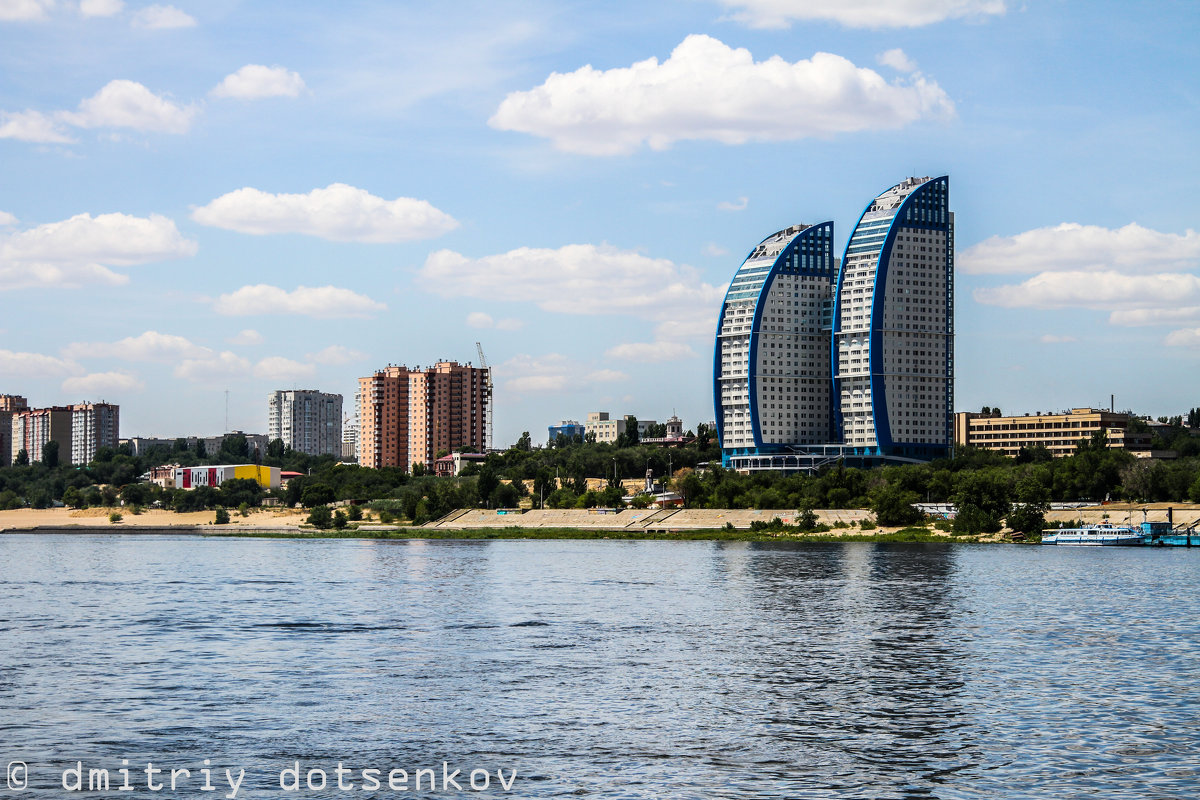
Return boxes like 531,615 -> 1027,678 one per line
307,506 -> 332,529
108,512 -> 123,524
858,518 -> 876,531
332,510 -> 348,529
214,508 -> 231,525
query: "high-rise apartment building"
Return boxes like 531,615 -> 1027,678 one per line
834,176 -> 953,459
714,222 -> 836,463
70,402 -> 120,465
11,406 -> 73,464
0,395 -> 28,467
357,361 -> 489,470
715,176 -> 954,469
267,390 -> 342,457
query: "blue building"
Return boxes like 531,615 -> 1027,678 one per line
548,420 -> 586,444
714,222 -> 836,465
715,176 -> 954,470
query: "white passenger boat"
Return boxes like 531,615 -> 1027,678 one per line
1041,522 -> 1143,546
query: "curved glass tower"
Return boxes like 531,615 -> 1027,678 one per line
833,176 -> 953,459
714,222 -> 836,466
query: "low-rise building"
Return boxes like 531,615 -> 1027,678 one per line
585,412 -> 657,444
174,464 -> 280,490
954,408 -> 1159,458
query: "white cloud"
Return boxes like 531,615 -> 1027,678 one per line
419,244 -> 725,330
0,110 -> 74,143
703,243 -> 729,257
1109,307 -> 1200,327
877,48 -> 917,72
654,318 -> 714,341
192,183 -> 458,242
60,79 -> 195,133
466,311 -> 523,330
974,271 -> 1200,310
253,356 -> 316,382
0,212 -> 197,290
718,0 -> 1006,29
605,341 -> 697,362
0,211 -> 16,226
0,348 -> 80,377
717,196 -> 748,212
961,223 -> 1200,275
64,330 -> 212,361
211,64 -> 306,100
62,370 -> 143,394
507,375 -> 567,393
586,369 -> 628,383
227,328 -> 263,345
1165,328 -> 1200,348
131,3 -> 193,28
1039,334 -> 1076,344
174,351 -> 250,382
0,0 -> 54,21
213,284 -> 386,318
79,0 -> 122,17
489,34 -> 954,155
307,345 -> 367,365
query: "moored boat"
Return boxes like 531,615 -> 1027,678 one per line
1041,522 -> 1143,546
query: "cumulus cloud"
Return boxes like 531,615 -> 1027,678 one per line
466,311 -> 523,330
704,243 -> 729,257
0,212 -> 197,290
419,243 -> 725,328
489,34 -> 954,154
62,370 -> 143,394
501,353 -> 632,394
307,345 -> 367,365
64,330 -> 211,361
59,79 -> 195,133
0,211 -> 16,226
717,196 -> 748,212
877,48 -> 917,72
0,348 -> 81,377
174,351 -> 250,382
210,64 -> 306,100
0,110 -> 74,143
192,183 -> 458,242
131,3 -> 194,28
961,223 -> 1200,275
507,374 -> 567,393
253,356 -> 315,382
1109,307 -> 1200,327
586,369 -> 628,383
718,0 -> 1006,29
227,328 -> 263,345
79,0 -> 123,16
1165,328 -> 1200,348
213,284 -> 386,318
0,0 -> 54,21
605,341 -> 698,362
974,271 -> 1200,310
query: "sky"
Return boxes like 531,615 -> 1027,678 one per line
1,0 -> 1198,448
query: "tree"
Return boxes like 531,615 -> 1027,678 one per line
332,509 -> 348,529
62,486 -> 83,508
195,439 -> 207,458
214,508 -> 231,524
1006,474 -> 1050,534
300,483 -> 335,508
267,438 -> 286,459
14,448 -> 28,466
41,440 -> 59,467
219,433 -> 249,461
952,471 -> 1011,534
515,431 -> 532,451
347,504 -> 363,521
871,483 -> 923,526
306,505 -> 332,529
476,465 -> 500,504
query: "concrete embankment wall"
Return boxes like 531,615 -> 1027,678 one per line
426,508 -> 874,531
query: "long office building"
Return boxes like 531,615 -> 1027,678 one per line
357,360 -> 489,470
714,222 -> 836,463
955,408 -> 1153,458
267,389 -> 342,457
715,176 -> 954,469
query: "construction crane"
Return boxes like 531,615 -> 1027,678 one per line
475,342 -> 493,452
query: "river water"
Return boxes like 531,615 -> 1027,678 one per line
1,534 -> 1197,799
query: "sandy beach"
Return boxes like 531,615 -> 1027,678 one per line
0,506 -> 310,532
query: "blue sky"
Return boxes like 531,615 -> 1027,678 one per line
2,0 -> 1198,447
